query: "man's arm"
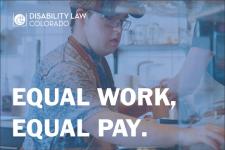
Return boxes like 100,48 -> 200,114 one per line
83,110 -> 181,148
83,110 -> 225,149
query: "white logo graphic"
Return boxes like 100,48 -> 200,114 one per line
14,14 -> 26,26
12,12 -> 86,27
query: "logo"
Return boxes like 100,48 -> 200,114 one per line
12,12 -> 86,28
13,13 -> 27,26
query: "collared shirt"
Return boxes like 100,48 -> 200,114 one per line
23,37 -> 114,150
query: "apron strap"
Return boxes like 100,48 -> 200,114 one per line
68,36 -> 101,87
101,57 -> 115,90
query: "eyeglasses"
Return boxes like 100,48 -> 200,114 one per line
88,10 -> 131,31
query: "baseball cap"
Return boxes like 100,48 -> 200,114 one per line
69,0 -> 145,18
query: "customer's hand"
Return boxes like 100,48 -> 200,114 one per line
160,78 -> 178,102
180,124 -> 225,150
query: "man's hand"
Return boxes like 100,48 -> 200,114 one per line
160,78 -> 178,102
179,124 -> 225,150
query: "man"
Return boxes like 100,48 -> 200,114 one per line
23,0 -> 225,150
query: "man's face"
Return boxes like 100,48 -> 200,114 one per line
83,11 -> 128,56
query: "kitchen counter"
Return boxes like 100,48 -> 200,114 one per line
0,116 -> 24,149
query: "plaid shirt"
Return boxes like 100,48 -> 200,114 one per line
23,37 -> 114,150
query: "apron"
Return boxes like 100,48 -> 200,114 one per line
66,36 -> 116,150
68,35 -> 115,89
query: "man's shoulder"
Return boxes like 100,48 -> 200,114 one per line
38,44 -> 65,74
37,42 -> 89,77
